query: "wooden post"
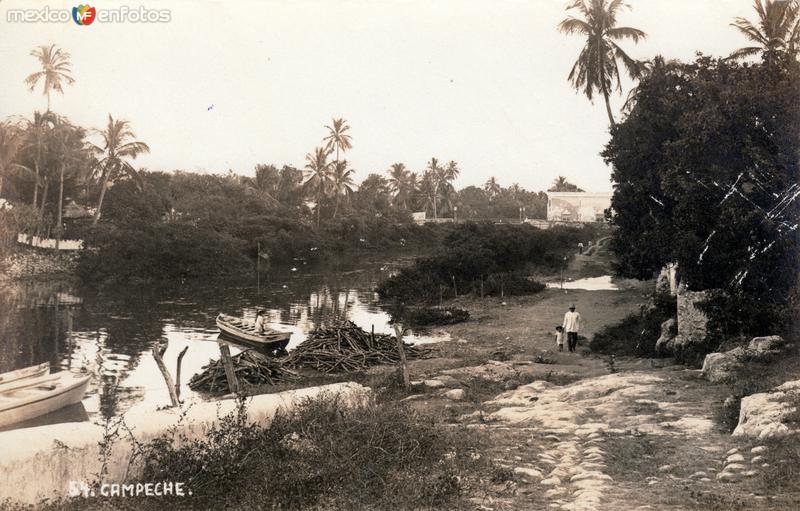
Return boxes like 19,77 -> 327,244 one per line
480,275 -> 484,299
153,344 -> 180,407
175,346 -> 189,401
217,341 -> 239,393
452,275 -> 458,297
393,324 -> 411,389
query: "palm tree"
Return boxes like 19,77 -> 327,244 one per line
387,163 -> 417,209
52,118 -> 88,243
558,0 -> 646,126
303,147 -> 332,228
25,45 -> 75,112
0,122 -> 25,200
548,175 -> 585,192
484,176 -> 502,199
323,118 -> 353,164
90,115 -> 150,226
425,157 -> 444,219
729,0 -> 800,63
21,111 -> 58,208
330,160 -> 356,219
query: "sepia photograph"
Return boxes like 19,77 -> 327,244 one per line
0,0 -> 798,509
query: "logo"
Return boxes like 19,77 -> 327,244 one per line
72,4 -> 96,25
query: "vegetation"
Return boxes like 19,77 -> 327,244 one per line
590,291 -> 676,357
31,396 -> 485,511
548,175 -> 584,192
390,306 -> 471,327
603,53 -> 799,342
728,0 -> 800,64
558,0 -> 647,126
378,223 -> 599,303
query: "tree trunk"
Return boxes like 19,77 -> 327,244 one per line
153,344 -> 180,407
39,179 -> 49,221
603,90 -> 616,127
333,194 -> 340,219
316,187 -> 322,229
56,165 -> 64,249
92,169 -> 111,226
0,175 -> 4,199
32,161 -> 40,208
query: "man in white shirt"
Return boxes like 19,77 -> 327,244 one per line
563,304 -> 581,352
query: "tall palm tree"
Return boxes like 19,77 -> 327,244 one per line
387,163 -> 417,209
330,160 -> 356,219
484,176 -> 502,199
21,111 -> 58,208
323,118 -> 353,164
729,0 -> 800,63
425,157 -> 444,219
52,118 -> 88,242
90,115 -> 150,226
303,146 -> 332,228
558,0 -> 646,126
25,44 -> 75,112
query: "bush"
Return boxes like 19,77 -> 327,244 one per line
36,396 -> 484,511
590,292 -> 676,357
391,306 -> 470,326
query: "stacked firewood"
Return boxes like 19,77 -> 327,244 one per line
283,321 -> 430,373
189,350 -> 299,393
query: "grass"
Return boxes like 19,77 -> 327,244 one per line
21,395 -> 486,511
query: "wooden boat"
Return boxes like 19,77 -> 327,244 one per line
0,372 -> 91,428
216,313 -> 291,353
0,363 -> 49,389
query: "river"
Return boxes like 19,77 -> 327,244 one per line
0,254 -> 446,430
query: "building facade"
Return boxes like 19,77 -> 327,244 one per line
546,192 -> 612,223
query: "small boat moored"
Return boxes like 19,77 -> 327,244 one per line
0,363 -> 49,390
216,313 -> 291,355
0,372 -> 91,429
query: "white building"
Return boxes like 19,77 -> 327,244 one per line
547,192 -> 612,223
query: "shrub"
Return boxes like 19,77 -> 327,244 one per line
590,292 -> 676,357
391,306 -> 470,326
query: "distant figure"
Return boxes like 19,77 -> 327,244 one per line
254,309 -> 266,334
578,242 -> 584,254
563,304 -> 581,352
555,325 -> 565,352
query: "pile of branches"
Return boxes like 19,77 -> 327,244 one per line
284,321 -> 431,374
189,350 -> 299,393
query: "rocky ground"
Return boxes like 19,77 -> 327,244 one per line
389,246 -> 800,510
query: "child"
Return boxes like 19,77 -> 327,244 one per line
555,325 -> 565,352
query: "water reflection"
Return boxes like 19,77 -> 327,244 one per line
0,256 -> 445,428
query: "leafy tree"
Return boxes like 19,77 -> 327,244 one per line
603,55 -> 800,338
729,0 -> 800,64
90,115 -> 150,226
25,44 -> 75,112
558,0 -> 646,126
0,121 -> 25,200
548,175 -> 585,192
484,177 -> 501,199
250,164 -> 281,206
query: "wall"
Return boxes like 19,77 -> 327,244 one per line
17,233 -> 84,251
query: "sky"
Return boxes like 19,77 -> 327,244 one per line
0,0 -> 757,193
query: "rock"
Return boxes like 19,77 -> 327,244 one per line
658,465 -> 673,473
716,472 -> 739,482
726,454 -> 745,463
689,471 -> 706,479
701,350 -> 745,383
751,455 -> 765,464
513,467 -> 543,480
423,379 -> 446,388
441,362 -> 518,384
751,446 -> 767,454
654,318 -> 677,355
726,448 -> 739,455
443,389 -> 465,401
540,477 -> 561,486
400,394 -> 426,402
733,384 -> 799,439
724,463 -> 748,472
744,470 -> 759,477
748,336 -> 786,353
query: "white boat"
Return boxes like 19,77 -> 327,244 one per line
0,363 -> 49,389
0,372 -> 91,428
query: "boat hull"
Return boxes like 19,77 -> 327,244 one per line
0,363 -> 49,388
0,374 -> 91,429
216,314 -> 291,353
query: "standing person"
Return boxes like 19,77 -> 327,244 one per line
555,326 -> 565,352
578,242 -> 584,254
563,304 -> 581,352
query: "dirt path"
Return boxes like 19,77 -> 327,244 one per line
401,244 -> 794,510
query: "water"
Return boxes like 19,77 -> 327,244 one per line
546,275 -> 619,291
0,255 -> 446,429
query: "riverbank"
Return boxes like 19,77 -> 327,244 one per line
0,247 -> 78,282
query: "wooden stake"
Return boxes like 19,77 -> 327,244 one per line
393,324 -> 411,389
175,346 -> 189,401
153,344 -> 180,407
218,341 -> 239,393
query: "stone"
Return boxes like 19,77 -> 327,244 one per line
716,472 -> 739,482
658,465 -> 673,473
514,467 -> 543,480
689,471 -> 707,479
544,489 -> 565,498
751,455 -> 765,464
751,446 -> 767,454
540,477 -> 561,486
733,386 -> 799,439
726,454 -> 745,463
441,361 -> 518,384
726,448 -> 739,455
673,284 -> 711,352
724,463 -> 748,472
654,318 -> 678,355
744,470 -> 759,477
443,389 -> 465,401
423,379 -> 446,388
748,336 -> 786,353
701,350 -> 745,383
